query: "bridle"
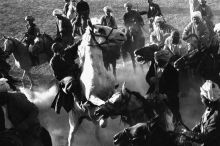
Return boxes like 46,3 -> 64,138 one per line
106,89 -> 149,123
88,26 -> 115,49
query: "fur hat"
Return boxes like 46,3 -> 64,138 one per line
52,9 -> 64,16
124,2 -> 132,8
154,50 -> 170,62
103,6 -> 113,13
154,16 -> 165,23
25,16 -> 35,22
191,11 -> 202,20
214,23 -> 220,32
200,80 -> 220,102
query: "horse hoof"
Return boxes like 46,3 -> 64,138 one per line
99,118 -> 107,128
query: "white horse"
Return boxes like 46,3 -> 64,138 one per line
67,21 -> 127,146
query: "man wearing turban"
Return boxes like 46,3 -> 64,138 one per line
182,80 -> 220,146
182,11 -> 210,48
150,16 -> 176,49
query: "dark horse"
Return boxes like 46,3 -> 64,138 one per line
174,34 -> 220,84
95,83 -> 191,146
121,21 -> 145,72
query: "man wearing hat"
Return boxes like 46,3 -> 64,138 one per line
100,6 -> 117,29
123,2 -> 144,30
147,0 -> 163,33
75,0 -> 90,34
24,16 -> 40,48
50,42 -> 84,114
182,11 -> 210,48
182,80 -> 220,146
146,50 -> 181,125
163,30 -> 191,64
53,9 -> 74,48
150,16 -> 176,49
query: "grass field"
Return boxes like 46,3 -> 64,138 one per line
1,0 -> 220,146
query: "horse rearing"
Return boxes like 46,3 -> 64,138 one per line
67,21 -> 127,146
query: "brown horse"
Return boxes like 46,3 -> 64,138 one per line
3,34 -> 53,89
121,21 -> 145,72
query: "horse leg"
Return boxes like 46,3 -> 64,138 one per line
21,70 -> 26,88
67,110 -> 81,146
26,71 -> 34,90
112,60 -> 117,79
130,52 -> 136,73
94,125 -> 103,146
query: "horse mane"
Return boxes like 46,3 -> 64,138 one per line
125,88 -> 146,103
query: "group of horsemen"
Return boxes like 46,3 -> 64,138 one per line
1,0 -> 220,146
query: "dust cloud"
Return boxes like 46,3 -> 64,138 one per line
20,59 -> 204,146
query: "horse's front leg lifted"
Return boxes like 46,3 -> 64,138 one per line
68,110 -> 80,146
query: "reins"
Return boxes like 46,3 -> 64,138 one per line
88,27 -> 115,49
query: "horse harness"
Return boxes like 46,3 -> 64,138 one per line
88,26 -> 115,50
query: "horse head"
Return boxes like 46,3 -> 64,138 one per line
78,21 -> 126,65
95,83 -> 154,125
3,36 -> 21,56
134,44 -> 160,64
32,33 -> 53,57
113,123 -> 150,146
82,21 -> 126,47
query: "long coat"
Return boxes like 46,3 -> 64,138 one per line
146,63 -> 180,120
192,105 -> 220,146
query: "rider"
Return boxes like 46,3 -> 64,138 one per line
63,0 -> 70,16
182,80 -> 220,146
182,11 -> 210,48
74,0 -> 90,35
163,30 -> 191,64
100,6 -> 117,29
24,16 -> 40,48
146,0 -> 163,33
123,2 -> 144,30
146,50 -> 181,125
0,89 -> 49,146
50,42 -> 83,114
150,16 -> 176,49
53,9 -> 74,47
195,0 -> 214,36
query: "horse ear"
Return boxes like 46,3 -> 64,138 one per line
121,82 -> 127,95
